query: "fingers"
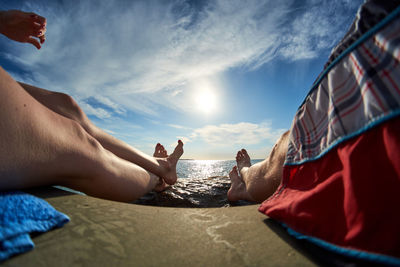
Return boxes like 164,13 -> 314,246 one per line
39,35 -> 46,44
30,12 -> 47,26
29,12 -> 47,47
32,23 -> 46,36
1,11 -> 47,49
27,34 -> 45,49
26,36 -> 41,50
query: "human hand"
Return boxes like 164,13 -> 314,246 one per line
0,10 -> 47,49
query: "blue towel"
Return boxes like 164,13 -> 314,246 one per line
0,191 -> 70,261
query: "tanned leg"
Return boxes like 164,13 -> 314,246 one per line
18,82 -> 183,185
228,131 -> 289,203
0,67 -> 184,202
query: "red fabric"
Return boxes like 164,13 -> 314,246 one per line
259,117 -> 400,257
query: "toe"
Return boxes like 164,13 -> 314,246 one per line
229,167 -> 235,176
161,146 -> 167,157
177,140 -> 184,149
236,150 -> 243,161
229,166 -> 239,177
154,143 -> 165,157
178,140 -> 184,149
171,140 -> 184,158
241,149 -> 251,161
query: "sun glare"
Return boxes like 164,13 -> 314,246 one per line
192,79 -> 219,114
195,89 -> 217,113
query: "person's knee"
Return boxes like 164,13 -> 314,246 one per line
54,92 -> 84,119
54,93 -> 98,134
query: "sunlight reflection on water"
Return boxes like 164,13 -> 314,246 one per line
177,159 -> 262,179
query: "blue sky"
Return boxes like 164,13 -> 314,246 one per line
0,0 -> 363,159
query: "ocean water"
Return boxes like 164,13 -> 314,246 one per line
176,159 -> 263,179
58,159 -> 264,207
134,159 -> 264,207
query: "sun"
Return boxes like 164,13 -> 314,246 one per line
192,79 -> 219,114
195,89 -> 217,114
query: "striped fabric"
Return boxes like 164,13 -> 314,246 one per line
259,3 -> 400,265
286,14 -> 400,165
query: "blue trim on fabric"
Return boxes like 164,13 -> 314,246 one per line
298,5 -> 400,109
285,110 -> 400,166
278,222 -> 400,266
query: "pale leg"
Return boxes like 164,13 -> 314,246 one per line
0,67 -> 167,202
18,82 -> 183,185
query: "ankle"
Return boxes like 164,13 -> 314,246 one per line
239,167 -> 249,178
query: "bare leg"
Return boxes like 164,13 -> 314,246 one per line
18,82 -> 183,185
228,131 -> 289,203
0,67 -> 173,202
227,166 -> 256,202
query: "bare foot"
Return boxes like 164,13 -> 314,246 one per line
236,149 -> 251,175
156,140 -> 184,185
228,166 -> 245,201
152,143 -> 170,192
227,166 -> 255,202
154,143 -> 167,158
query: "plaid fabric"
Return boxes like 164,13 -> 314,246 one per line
324,0 -> 400,69
260,4 -> 400,264
286,14 -> 400,165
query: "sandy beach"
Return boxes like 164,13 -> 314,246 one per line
1,187 -> 319,266
2,187 -> 373,266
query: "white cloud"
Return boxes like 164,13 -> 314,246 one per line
93,96 -> 126,116
77,101 -> 112,119
278,1 -> 355,61
168,124 -> 190,130
189,122 -> 285,146
2,0 -> 362,116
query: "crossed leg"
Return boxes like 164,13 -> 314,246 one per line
18,82 -> 183,185
228,131 -> 289,203
0,66 -> 183,202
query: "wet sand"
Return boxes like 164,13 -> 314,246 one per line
134,176 -> 254,208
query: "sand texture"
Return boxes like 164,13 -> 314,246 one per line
3,187 -> 364,266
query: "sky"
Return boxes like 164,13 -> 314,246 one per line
0,0 -> 363,159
